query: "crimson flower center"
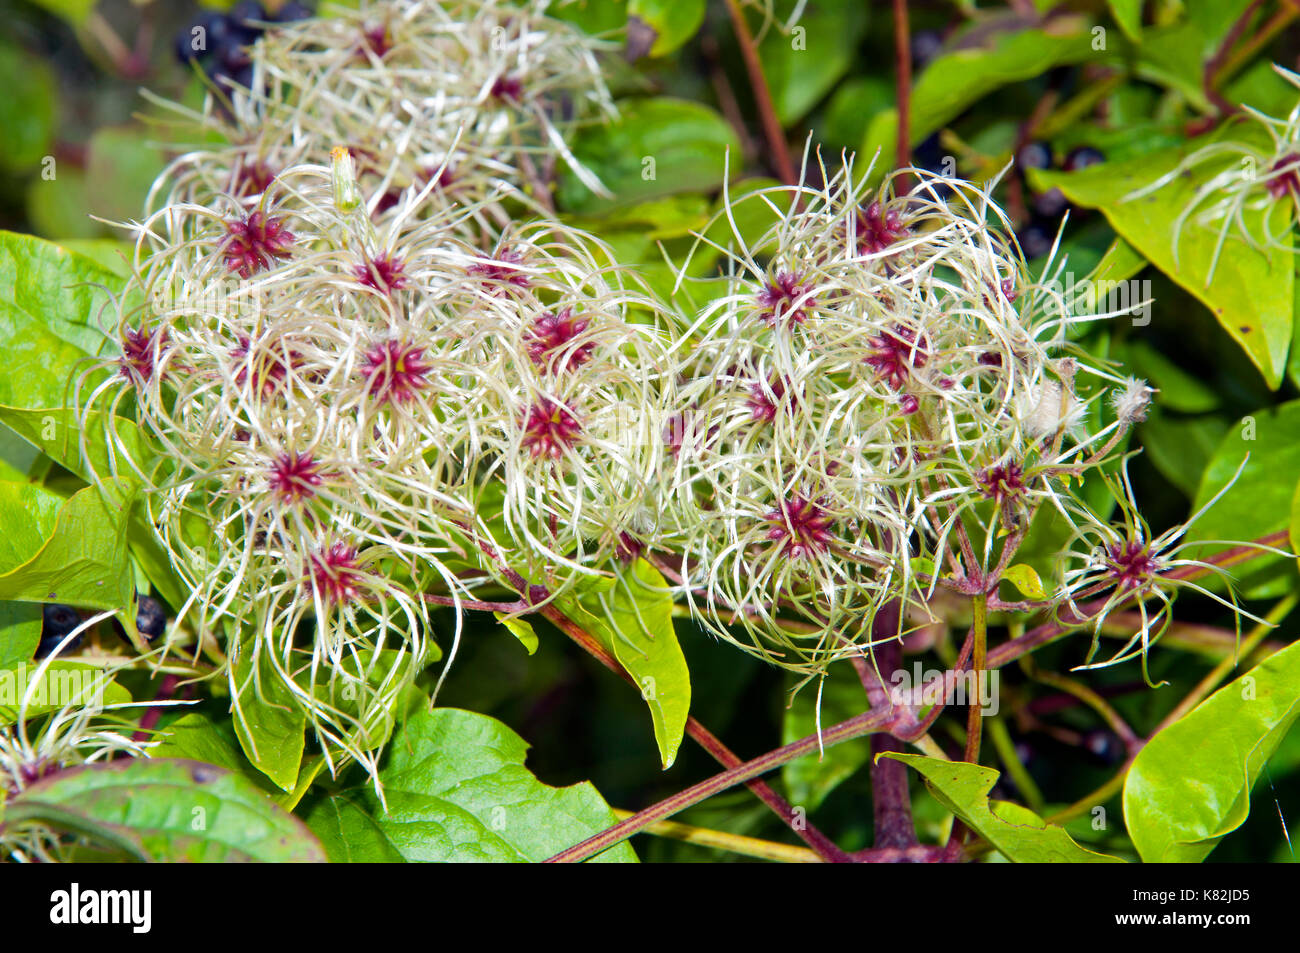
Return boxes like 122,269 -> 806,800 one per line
362,339 -> 432,406
222,210 -> 295,278
521,398 -> 582,459
764,495 -> 835,559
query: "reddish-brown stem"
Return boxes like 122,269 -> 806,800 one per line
723,0 -> 796,185
867,603 -> 917,849
892,0 -> 913,183
517,581 -> 851,862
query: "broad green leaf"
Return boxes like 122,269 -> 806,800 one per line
0,42 -> 56,173
1032,136 -> 1294,388
1120,339 -> 1220,414
1290,480 -> 1300,574
563,559 -> 691,768
85,127 -> 168,227
862,17 -> 1095,180
1001,563 -> 1048,600
0,662 -> 131,724
628,0 -> 705,58
884,753 -> 1126,862
230,636 -> 307,793
495,611 -> 539,655
781,664 -> 872,811
1108,0 -> 1142,41
26,0 -> 97,26
757,0 -> 870,125
1136,1 -> 1263,111
303,707 -> 636,863
1086,236 -> 1148,287
0,602 -> 41,669
0,229 -> 126,357
0,422 -> 50,482
1138,408 -> 1228,498
557,97 -> 740,214
302,794 -> 406,862
1124,640 -> 1300,862
5,758 -> 327,862
1185,400 -> 1300,598
0,480 -> 135,610
152,711 -> 325,809
26,167 -> 100,241
0,406 -> 150,486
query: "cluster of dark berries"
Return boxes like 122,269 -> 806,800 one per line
173,2 -> 312,91
1015,141 -> 1105,259
34,597 -> 168,659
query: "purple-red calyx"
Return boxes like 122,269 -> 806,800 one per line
231,159 -> 277,198
232,335 -> 298,398
222,210 -> 295,278
269,451 -> 325,504
764,495 -> 835,559
521,397 -> 582,459
120,326 -> 166,382
756,271 -> 815,328
866,324 -> 929,396
355,252 -> 408,295
309,541 -> 363,606
362,339 -> 432,405
747,375 -> 791,423
856,201 -> 907,255
1266,154 -> 1300,201
470,249 -> 530,292
977,462 -> 1025,507
1106,539 -> 1161,591
527,308 -> 594,372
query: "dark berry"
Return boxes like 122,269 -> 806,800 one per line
218,38 -> 253,73
174,11 -> 231,65
272,2 -> 313,22
910,30 -> 943,70
136,596 -> 167,640
1015,141 -> 1052,173
1083,730 -> 1125,767
1031,187 -> 1069,218
36,604 -> 82,658
1063,145 -> 1106,172
230,1 -> 267,26
1018,222 -> 1055,260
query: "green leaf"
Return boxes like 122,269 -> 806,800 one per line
85,127 -> 168,227
230,636 -> 307,793
1001,563 -> 1049,600
25,0 -> 98,26
5,758 -> 327,862
862,16 -> 1096,180
781,665 -> 872,811
0,480 -> 135,610
1032,136 -> 1294,389
1108,0 -> 1143,42
301,794 -> 407,862
1138,408 -> 1228,497
562,559 -> 691,768
1185,400 -> 1300,598
0,662 -> 131,724
627,0 -> 705,58
883,753 -> 1126,862
0,602 -> 41,668
1290,480 -> 1300,574
0,229 -> 126,358
302,707 -> 637,863
0,42 -> 56,173
557,97 -> 740,214
757,0 -> 870,125
495,612 -> 539,655
1124,640 -> 1300,862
